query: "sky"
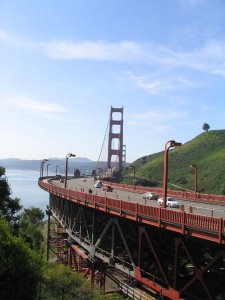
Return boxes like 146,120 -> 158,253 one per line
0,0 -> 225,163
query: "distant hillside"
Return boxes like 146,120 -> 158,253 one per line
122,130 -> 225,195
0,157 -> 107,175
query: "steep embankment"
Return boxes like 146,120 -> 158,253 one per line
122,130 -> 225,195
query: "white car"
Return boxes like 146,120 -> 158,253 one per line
157,197 -> 180,208
94,181 -> 102,188
143,192 -> 159,200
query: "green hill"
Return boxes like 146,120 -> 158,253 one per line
122,130 -> 225,195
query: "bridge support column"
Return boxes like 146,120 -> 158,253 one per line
107,106 -> 125,170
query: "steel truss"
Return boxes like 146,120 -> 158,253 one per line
47,194 -> 225,299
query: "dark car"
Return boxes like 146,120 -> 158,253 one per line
102,185 -> 113,192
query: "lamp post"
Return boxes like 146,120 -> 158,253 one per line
65,153 -> 76,188
56,165 -> 59,176
40,159 -> 48,179
163,140 -> 182,208
190,164 -> 198,193
130,165 -> 136,185
47,163 -> 51,177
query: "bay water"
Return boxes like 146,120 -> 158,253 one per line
5,169 -> 49,213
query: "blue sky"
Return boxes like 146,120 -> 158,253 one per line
0,0 -> 225,163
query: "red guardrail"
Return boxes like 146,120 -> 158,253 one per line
102,181 -> 225,205
39,180 -> 225,244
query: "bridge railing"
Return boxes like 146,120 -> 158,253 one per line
103,181 -> 225,205
39,180 -> 225,244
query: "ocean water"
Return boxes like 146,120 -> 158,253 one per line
5,169 -> 49,212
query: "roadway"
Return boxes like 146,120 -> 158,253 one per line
50,177 -> 225,219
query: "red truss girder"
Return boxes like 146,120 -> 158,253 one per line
68,243 -> 104,288
46,192 -> 225,299
39,180 -> 225,245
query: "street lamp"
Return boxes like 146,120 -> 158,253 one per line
65,153 -> 76,188
56,165 -> 59,176
47,164 -> 51,177
130,165 -> 136,185
163,140 -> 182,208
40,159 -> 48,179
190,164 -> 198,193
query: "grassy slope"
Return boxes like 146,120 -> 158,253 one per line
123,130 -> 225,195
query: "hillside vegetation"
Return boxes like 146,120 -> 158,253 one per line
122,130 -> 225,195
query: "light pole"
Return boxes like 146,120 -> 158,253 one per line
163,140 -> 182,208
65,153 -> 76,188
56,165 -> 59,176
130,165 -> 136,185
190,164 -> 198,193
47,163 -> 51,177
40,159 -> 48,179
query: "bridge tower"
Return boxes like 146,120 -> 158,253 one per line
107,106 -> 125,170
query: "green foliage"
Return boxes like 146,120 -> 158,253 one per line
122,130 -> 225,195
0,219 -> 43,300
41,263 -> 92,299
0,167 -> 22,227
20,206 -> 45,225
19,207 -> 45,251
202,123 -> 210,132
41,263 -> 124,300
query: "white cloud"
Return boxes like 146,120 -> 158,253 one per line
17,98 -> 67,112
134,110 -> 186,121
1,29 -> 225,77
0,29 -> 21,46
39,37 -> 225,77
159,40 -> 225,76
1,95 -> 69,120
125,72 -> 203,95
126,72 -> 172,95
126,109 -> 187,130
9,96 -> 68,113
40,40 -> 145,61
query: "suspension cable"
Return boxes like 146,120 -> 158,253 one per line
96,113 -> 110,171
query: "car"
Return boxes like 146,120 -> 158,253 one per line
143,192 -> 159,200
157,197 -> 180,208
102,185 -> 113,192
94,181 -> 102,188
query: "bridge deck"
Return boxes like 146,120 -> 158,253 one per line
39,179 -> 225,244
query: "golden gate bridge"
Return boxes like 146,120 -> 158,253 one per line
39,106 -> 225,300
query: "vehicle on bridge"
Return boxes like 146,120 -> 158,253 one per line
102,185 -> 113,192
94,181 -> 103,188
143,192 -> 159,200
158,196 -> 180,208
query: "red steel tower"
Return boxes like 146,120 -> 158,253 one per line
107,106 -> 125,170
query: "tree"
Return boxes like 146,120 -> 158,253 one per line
202,123 -> 210,132
42,263 -> 92,299
0,219 -> 43,300
19,207 -> 45,251
0,166 -> 22,227
41,263 -> 124,300
20,207 -> 45,226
